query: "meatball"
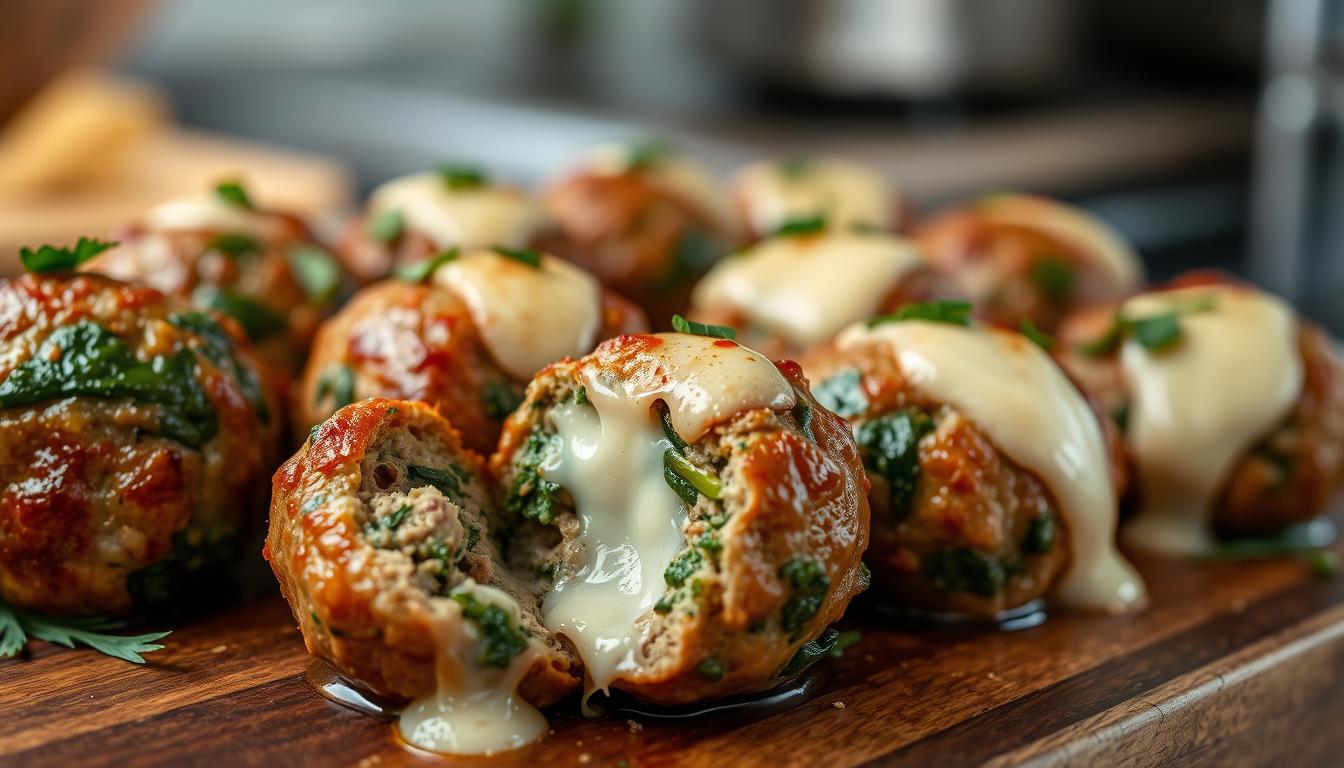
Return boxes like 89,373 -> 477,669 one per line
295,247 -> 646,454
1055,272 -> 1344,549
803,314 -> 1143,619
0,271 -> 279,615
490,332 -> 870,704
537,143 -> 734,327
336,168 -> 544,283
267,398 -> 579,709
913,194 -> 1143,332
689,229 -> 961,358
728,156 -> 904,241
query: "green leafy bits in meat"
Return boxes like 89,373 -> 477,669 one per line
0,321 -> 217,447
814,369 -> 867,418
696,655 -> 726,681
664,548 -> 703,588
315,363 -> 356,410
1021,513 -> 1056,556
922,548 -> 1006,597
450,590 -> 531,669
779,558 -> 830,637
855,408 -> 933,520
482,381 -> 524,420
505,431 -> 563,525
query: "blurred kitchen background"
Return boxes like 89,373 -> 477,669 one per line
2,0 -> 1341,330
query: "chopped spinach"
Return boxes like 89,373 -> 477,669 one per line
696,655 -> 726,681
0,321 -> 216,447
1021,514 -> 1056,556
779,558 -> 830,638
193,287 -> 287,341
855,409 -> 933,520
664,548 -> 703,588
451,590 -> 531,669
813,369 -> 868,418
285,245 -> 342,304
778,628 -> 839,677
168,311 -> 269,421
922,548 -> 1006,596
407,463 -> 471,502
505,431 -> 563,524
482,381 -> 524,420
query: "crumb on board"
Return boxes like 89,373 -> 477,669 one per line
627,719 -> 644,733
578,753 -> 591,764
833,701 -> 846,710
355,755 -> 382,767
210,645 -> 228,654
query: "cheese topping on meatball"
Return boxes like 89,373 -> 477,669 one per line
975,195 -> 1143,296
692,232 -> 926,348
580,143 -> 726,226
368,171 -> 541,250
539,333 -> 796,697
838,320 -> 1146,613
399,581 -> 548,755
432,248 -> 603,380
145,194 -> 287,239
731,157 -> 895,236
1118,285 -> 1303,555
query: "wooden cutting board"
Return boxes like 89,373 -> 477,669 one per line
2,540 -> 1342,767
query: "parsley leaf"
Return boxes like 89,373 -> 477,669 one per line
671,314 -> 737,339
1019,318 -> 1055,351
286,246 -> 342,304
1132,312 -> 1182,351
772,214 -> 827,238
626,140 -> 671,172
436,165 -> 487,190
493,245 -> 543,269
366,209 -> 405,244
19,237 -> 117,274
393,248 -> 459,283
0,599 -> 169,663
870,300 -> 973,328
215,180 -> 253,209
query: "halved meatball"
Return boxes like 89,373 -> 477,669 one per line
336,168 -> 543,283
267,398 -> 578,705
0,271 -> 279,615
914,194 -> 1143,332
1056,271 -> 1344,543
295,248 -> 646,453
537,144 -> 734,327
83,183 -> 343,375
490,332 -> 870,704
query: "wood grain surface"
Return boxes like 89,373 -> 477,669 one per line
2,545 -> 1342,768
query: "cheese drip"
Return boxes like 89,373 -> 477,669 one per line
399,581 -> 547,756
368,171 -> 541,249
692,232 -> 925,348
539,334 -> 796,701
1119,286 -> 1303,555
837,321 -> 1146,613
975,195 -> 1143,295
146,194 -> 286,239
732,157 -> 894,236
433,248 -> 603,380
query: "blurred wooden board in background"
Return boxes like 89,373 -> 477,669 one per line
1,542 -> 1342,767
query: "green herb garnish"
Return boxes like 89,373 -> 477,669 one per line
1030,259 -> 1075,302
626,140 -> 671,172
1079,294 -> 1217,356
19,237 -> 117,274
168,312 -> 268,421
1019,318 -> 1055,351
670,314 -> 736,340
493,245 -> 543,268
392,247 -> 458,283
772,214 -> 827,238
696,655 -> 726,681
869,300 -> 973,328
0,321 -> 216,447
215,180 -> 253,209
778,628 -> 839,677
436,165 -> 487,190
210,233 -> 260,257
0,600 -> 169,664
286,246 -> 342,304
450,590 -> 531,669
366,209 -> 405,244
855,409 -> 933,520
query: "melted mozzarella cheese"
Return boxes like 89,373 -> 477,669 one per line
145,195 -> 286,239
731,157 -> 895,236
977,195 -> 1143,294
399,582 -> 547,756
581,144 -> 726,226
538,334 -> 795,699
692,232 -> 925,348
837,321 -> 1146,613
1118,286 -> 1303,555
432,248 -> 603,380
368,172 -> 541,249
